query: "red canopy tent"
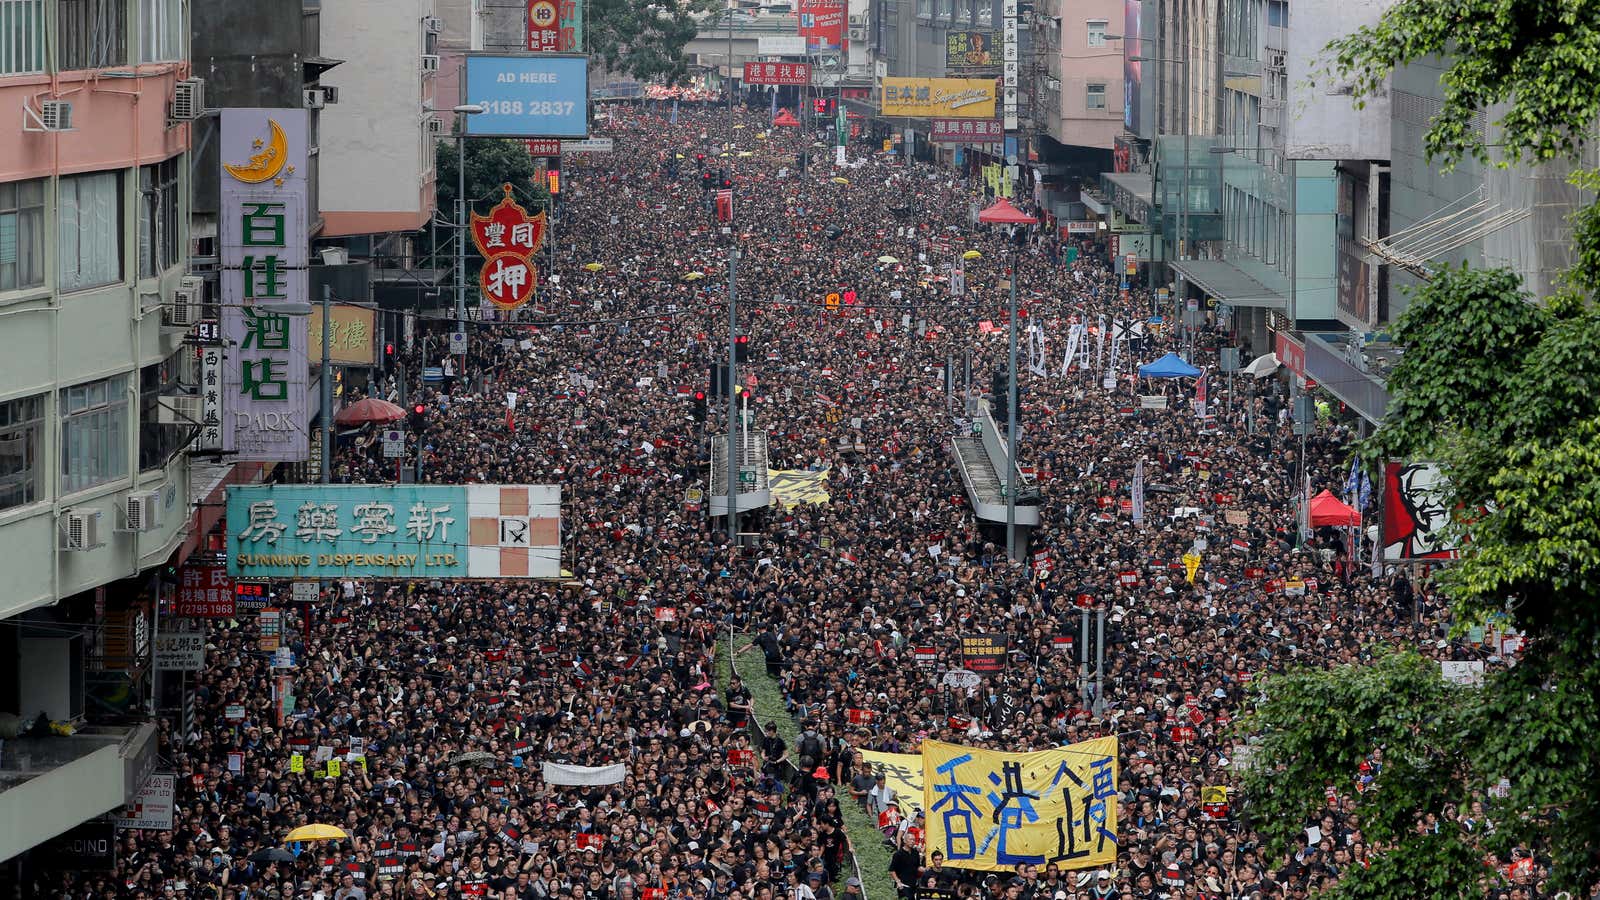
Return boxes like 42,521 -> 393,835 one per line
1308,490 -> 1361,527
977,197 -> 1038,225
773,109 -> 801,127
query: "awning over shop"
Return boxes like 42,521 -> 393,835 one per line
1100,171 -> 1154,223
1170,258 -> 1285,308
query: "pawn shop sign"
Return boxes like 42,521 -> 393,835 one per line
472,183 -> 546,310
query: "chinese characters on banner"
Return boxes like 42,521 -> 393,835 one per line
922,737 -> 1118,872
220,108 -> 312,462
743,62 -> 812,86
226,483 -> 561,579
472,184 -> 547,311
945,31 -> 1000,68
929,118 -> 1004,143
880,79 -> 997,118
198,345 -> 224,450
174,565 -> 236,617
960,633 -> 1009,673
860,749 -> 924,817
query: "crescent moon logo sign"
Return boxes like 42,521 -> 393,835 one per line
224,119 -> 289,184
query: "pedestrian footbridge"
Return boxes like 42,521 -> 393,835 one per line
950,401 -> 1040,527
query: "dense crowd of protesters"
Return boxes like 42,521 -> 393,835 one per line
16,100 -> 1537,900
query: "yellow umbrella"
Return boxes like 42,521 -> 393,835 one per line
732,124 -> 747,129
962,250 -> 984,260
286,824 -> 348,843
756,132 -> 767,139
830,177 -> 850,185
737,151 -> 754,157
675,153 -> 685,159
719,152 -> 731,157
682,272 -> 705,281
877,255 -> 899,264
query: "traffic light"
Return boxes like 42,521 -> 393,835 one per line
408,403 -> 427,433
695,153 -> 706,169
384,342 -> 396,367
692,390 -> 707,422
720,171 -> 733,189
990,369 -> 1010,423
734,334 -> 751,363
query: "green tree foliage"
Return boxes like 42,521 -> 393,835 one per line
1240,1 -> 1600,895
1325,0 -> 1600,170
588,0 -> 720,86
426,138 -> 547,264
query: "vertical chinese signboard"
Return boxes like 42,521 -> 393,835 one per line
530,0 -> 583,53
472,184 -> 546,311
220,108 -> 311,462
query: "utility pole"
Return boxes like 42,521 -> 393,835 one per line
727,248 -> 740,546
320,284 -> 333,485
1006,236 -> 1020,561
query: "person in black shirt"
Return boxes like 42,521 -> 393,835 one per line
889,833 -> 921,900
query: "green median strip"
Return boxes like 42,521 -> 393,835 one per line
726,635 -> 900,900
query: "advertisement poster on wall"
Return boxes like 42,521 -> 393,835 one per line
798,0 -> 846,52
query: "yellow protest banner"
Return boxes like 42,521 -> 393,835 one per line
861,749 -> 924,817
921,736 -> 1118,872
767,469 -> 830,507
326,757 -> 342,779
1183,552 -> 1202,583
289,753 -> 305,774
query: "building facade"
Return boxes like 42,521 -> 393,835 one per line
0,0 -> 191,860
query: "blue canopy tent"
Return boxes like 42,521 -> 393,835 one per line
1138,352 -> 1202,379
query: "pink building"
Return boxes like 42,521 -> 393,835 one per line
1038,0 -> 1125,150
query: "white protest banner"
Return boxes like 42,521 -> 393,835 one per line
542,762 -> 626,786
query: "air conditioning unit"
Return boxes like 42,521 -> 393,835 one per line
125,491 -> 163,533
426,117 -> 444,136
848,25 -> 866,40
423,15 -> 443,33
421,54 -> 441,73
1265,50 -> 1286,70
62,509 -> 105,552
25,98 -> 74,132
321,85 -> 339,105
163,277 -> 202,328
158,395 -> 202,426
171,78 -> 205,121
848,14 -> 866,24
304,88 -> 326,110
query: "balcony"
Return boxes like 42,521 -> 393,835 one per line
0,721 -> 157,861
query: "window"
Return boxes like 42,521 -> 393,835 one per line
59,171 -> 122,293
138,0 -> 183,62
976,0 -> 991,25
139,356 -> 185,471
0,178 -> 44,292
917,0 -> 930,18
0,393 -> 44,510
1086,83 -> 1107,110
139,159 -> 180,278
1266,0 -> 1286,26
58,0 -> 126,70
61,375 -> 129,494
1087,19 -> 1107,47
937,0 -> 952,19
0,0 -> 45,74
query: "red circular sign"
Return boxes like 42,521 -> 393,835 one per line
480,252 -> 537,310
529,0 -> 558,27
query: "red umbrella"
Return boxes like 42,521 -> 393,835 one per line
977,197 -> 1038,226
334,397 -> 405,427
773,109 -> 801,127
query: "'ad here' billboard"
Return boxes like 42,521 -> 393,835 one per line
464,54 -> 590,139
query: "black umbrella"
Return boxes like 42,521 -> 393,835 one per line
250,847 -> 296,864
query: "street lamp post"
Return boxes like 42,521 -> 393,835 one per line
453,104 -> 486,327
977,198 -> 1038,562
1131,54 -> 1187,338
